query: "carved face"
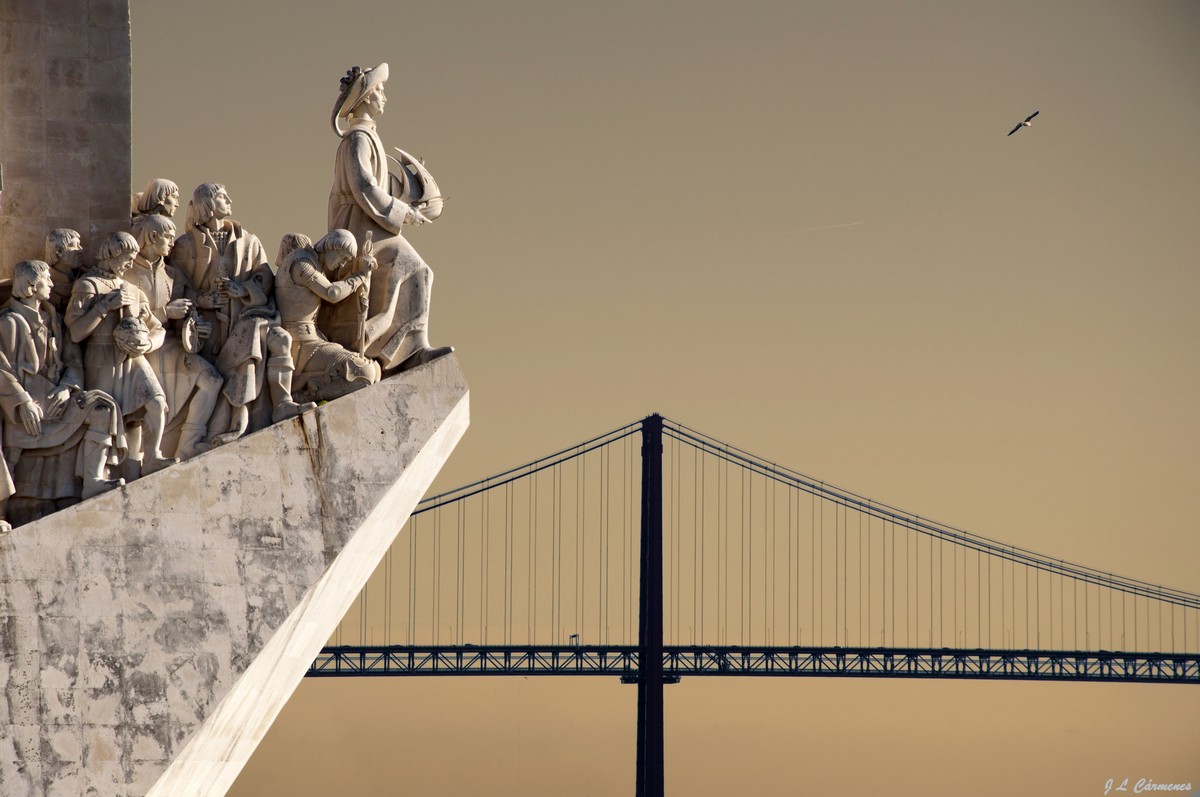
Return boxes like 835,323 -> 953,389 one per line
30,271 -> 52,302
58,239 -> 83,269
362,83 -> 387,117
212,188 -> 232,220
321,250 -> 354,276
101,250 -> 136,277
162,190 -> 180,217
146,231 -> 174,260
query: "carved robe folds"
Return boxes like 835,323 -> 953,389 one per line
170,222 -> 289,431
66,273 -> 165,416
328,119 -> 434,369
127,255 -> 220,426
0,300 -> 125,522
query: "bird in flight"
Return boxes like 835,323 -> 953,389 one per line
1007,110 -> 1040,136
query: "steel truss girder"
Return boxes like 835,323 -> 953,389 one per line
308,645 -> 1200,683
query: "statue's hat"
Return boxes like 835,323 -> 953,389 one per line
332,63 -> 389,135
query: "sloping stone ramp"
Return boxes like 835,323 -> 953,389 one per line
1,355 -> 469,796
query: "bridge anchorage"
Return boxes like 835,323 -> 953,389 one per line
311,414 -> 1200,796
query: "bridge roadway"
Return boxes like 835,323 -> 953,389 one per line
308,645 -> 1200,684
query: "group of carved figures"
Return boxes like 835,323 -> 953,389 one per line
0,62 -> 450,530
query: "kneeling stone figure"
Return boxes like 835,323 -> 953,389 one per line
275,229 -> 381,402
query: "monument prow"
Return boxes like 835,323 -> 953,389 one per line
0,355 -> 469,796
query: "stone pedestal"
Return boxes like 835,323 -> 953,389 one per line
0,355 -> 469,796
0,0 -> 131,277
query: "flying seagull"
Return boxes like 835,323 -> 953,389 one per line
1007,110 -> 1039,136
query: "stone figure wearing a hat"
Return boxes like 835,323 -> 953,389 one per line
326,62 -> 452,372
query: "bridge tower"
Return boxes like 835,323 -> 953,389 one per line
636,413 -> 665,797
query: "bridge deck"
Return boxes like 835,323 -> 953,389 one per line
309,645 -> 1200,684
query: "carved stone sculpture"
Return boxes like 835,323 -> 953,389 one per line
65,232 -> 177,476
133,176 -> 181,218
275,229 -> 381,401
44,228 -> 85,312
129,213 -> 223,460
277,231 -> 313,264
169,183 -> 312,445
0,260 -> 126,529
328,63 -> 452,372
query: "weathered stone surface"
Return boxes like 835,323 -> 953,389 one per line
0,1 -> 130,277
0,354 -> 470,795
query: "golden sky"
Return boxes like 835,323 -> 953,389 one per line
129,1 -> 1199,793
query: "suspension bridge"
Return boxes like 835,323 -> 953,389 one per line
305,414 -> 1200,795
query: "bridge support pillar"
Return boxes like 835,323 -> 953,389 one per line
636,413 -> 665,797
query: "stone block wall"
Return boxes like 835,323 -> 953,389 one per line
0,0 -> 131,278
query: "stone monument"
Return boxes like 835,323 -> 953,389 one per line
0,355 -> 469,794
0,4 -> 471,794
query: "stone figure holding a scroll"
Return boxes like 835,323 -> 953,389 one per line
328,62 -> 452,372
275,229 -> 380,401
169,183 -> 310,444
66,232 -> 175,476
0,260 -> 126,527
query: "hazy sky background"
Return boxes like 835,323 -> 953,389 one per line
128,1 -> 1200,793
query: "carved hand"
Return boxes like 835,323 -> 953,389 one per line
218,278 -> 249,299
406,206 -> 430,226
100,289 -> 126,313
44,388 -> 71,420
165,298 -> 193,320
18,401 -> 43,437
